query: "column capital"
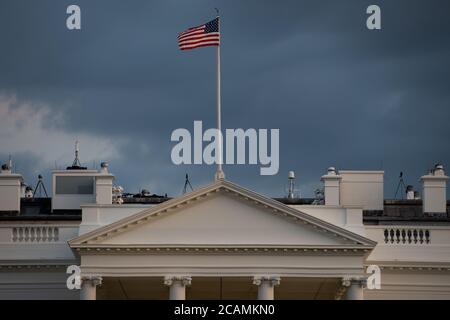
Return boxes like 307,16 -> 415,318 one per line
253,276 -> 281,287
342,276 -> 367,288
80,275 -> 102,300
164,275 -> 192,287
81,275 -> 103,287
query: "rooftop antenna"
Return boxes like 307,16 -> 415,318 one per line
33,174 -> 48,198
394,171 -> 407,199
183,173 -> 194,194
67,140 -> 87,170
72,140 -> 81,167
8,155 -> 12,172
286,171 -> 298,199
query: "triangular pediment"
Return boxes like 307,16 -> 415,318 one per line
69,180 -> 376,250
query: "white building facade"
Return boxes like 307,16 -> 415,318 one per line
0,161 -> 449,300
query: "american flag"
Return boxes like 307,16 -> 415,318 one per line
178,18 -> 220,50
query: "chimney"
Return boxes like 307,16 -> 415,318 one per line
321,167 -> 342,206
420,164 -> 448,215
0,163 -> 23,212
95,162 -> 114,205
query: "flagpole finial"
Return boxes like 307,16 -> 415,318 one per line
215,8 -> 219,17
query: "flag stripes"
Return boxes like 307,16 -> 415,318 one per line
178,18 -> 220,50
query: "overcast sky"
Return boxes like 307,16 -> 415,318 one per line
0,0 -> 449,198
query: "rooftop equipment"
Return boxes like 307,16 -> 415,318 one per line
67,140 -> 87,170
287,171 -> 298,199
33,174 -> 49,198
183,174 -> 194,194
394,171 -> 407,199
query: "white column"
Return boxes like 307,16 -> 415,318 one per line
164,276 -> 192,300
342,277 -> 366,300
80,276 -> 102,300
253,276 -> 280,300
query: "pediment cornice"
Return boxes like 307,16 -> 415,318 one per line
69,180 -> 376,249
72,244 -> 372,255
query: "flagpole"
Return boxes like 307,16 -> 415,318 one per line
215,12 -> 225,180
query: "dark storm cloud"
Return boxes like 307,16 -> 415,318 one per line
0,0 -> 449,197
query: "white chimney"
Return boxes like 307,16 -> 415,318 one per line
321,167 -> 342,206
420,164 -> 448,214
0,164 -> 23,212
95,162 -> 114,205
